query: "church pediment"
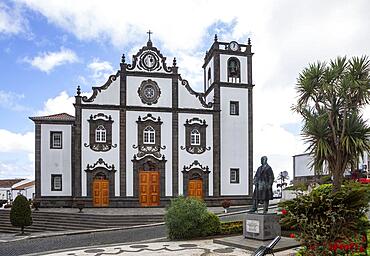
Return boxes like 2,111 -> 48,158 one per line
125,40 -> 174,73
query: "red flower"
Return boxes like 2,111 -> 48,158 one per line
281,209 -> 288,215
360,246 -> 365,252
289,233 -> 295,238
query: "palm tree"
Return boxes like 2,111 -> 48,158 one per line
293,56 -> 370,191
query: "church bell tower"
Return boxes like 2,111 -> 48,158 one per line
202,35 -> 254,197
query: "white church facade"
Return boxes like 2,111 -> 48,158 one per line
30,35 -> 254,207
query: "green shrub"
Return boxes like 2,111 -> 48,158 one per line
10,195 -> 32,234
279,182 -> 370,255
165,196 -> 220,239
220,221 -> 243,235
200,212 -> 221,236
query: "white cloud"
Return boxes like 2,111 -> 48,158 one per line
24,47 -> 78,73
36,91 -> 75,116
0,160 -> 34,179
0,2 -> 28,35
0,129 -> 34,153
88,58 -> 114,84
14,0 -> 370,179
0,90 -> 28,111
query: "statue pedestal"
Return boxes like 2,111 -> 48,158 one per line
243,213 -> 281,241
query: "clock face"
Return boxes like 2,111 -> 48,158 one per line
143,53 -> 156,69
229,41 -> 239,51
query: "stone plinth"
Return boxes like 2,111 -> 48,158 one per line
243,213 -> 281,241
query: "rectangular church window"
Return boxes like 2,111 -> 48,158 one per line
230,101 -> 239,115
230,168 -> 240,183
50,131 -> 62,149
51,174 -> 62,191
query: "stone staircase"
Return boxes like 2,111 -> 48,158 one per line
0,210 -> 164,234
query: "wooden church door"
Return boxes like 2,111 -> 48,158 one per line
188,180 -> 203,199
93,179 -> 109,207
139,171 -> 160,206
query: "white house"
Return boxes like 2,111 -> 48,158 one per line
11,180 -> 35,201
30,35 -> 254,207
0,179 -> 25,202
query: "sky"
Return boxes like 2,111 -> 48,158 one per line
0,0 -> 369,181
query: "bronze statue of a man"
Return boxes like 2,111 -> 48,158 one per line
249,156 -> 274,214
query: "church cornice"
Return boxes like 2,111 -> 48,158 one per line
178,75 -> 213,109
82,71 -> 120,103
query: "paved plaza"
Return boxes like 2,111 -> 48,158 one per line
27,239 -> 299,256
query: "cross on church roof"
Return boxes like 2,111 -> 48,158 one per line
147,30 -> 153,42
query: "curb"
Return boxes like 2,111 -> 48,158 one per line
3,204 -> 280,241
27,222 -> 166,240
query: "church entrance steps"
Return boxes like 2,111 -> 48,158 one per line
0,209 -> 164,234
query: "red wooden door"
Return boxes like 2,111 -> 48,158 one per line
188,180 -> 203,199
139,171 -> 160,206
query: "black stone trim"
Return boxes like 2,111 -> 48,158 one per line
212,51 -> 221,197
180,118 -> 211,154
36,195 -> 252,208
202,44 -> 253,68
82,71 -> 120,103
132,155 -> 166,198
230,168 -> 240,184
35,123 -> 41,198
51,174 -> 62,191
120,110 -> 126,197
182,160 -> 210,197
227,57 -> 241,83
126,71 -> 175,78
218,82 -> 254,89
126,42 -> 173,73
230,101 -> 239,116
85,158 -> 116,198
79,104 -> 218,114
74,96 -> 82,197
50,131 -> 63,149
172,65 -> 179,196
120,61 -> 127,197
84,113 -> 116,152
178,75 -> 213,108
31,120 -> 74,125
204,82 -> 254,97
137,79 -> 161,105
248,87 -> 253,196
247,48 -> 254,196
133,114 -> 165,159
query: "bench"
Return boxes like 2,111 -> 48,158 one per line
251,236 -> 281,256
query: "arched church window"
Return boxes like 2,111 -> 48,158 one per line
95,125 -> 106,143
143,126 -> 155,144
227,57 -> 240,83
190,129 -> 201,145
207,68 -> 211,88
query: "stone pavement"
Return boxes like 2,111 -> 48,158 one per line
0,204 -> 279,243
27,239 -> 299,256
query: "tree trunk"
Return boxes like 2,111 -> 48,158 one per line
21,226 -> 24,235
332,171 -> 341,192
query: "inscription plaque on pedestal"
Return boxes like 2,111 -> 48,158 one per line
245,220 -> 259,233
243,213 -> 281,241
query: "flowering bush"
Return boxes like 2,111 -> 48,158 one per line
221,200 -> 231,209
279,182 -> 370,255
